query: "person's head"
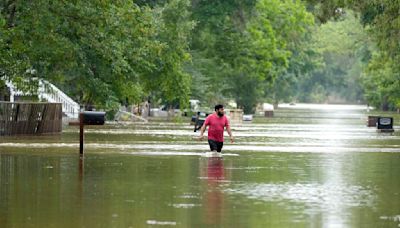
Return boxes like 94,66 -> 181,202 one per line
214,104 -> 224,117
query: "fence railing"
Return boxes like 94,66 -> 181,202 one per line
5,80 -> 80,118
38,80 -> 80,118
0,102 -> 62,136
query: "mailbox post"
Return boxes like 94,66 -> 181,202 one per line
193,112 -> 209,132
80,113 -> 83,154
77,111 -> 106,155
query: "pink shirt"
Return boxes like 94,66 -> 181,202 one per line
204,113 -> 230,142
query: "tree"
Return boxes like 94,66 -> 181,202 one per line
142,0 -> 194,110
188,0 -> 314,113
305,0 -> 400,109
362,52 -> 400,111
298,11 -> 370,103
0,0 -> 194,113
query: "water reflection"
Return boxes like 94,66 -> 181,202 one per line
200,157 -> 226,226
1,104 -> 400,227
78,155 -> 84,203
4,142 -> 400,153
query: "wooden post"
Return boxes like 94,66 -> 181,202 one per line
367,116 -> 379,127
79,112 -> 84,155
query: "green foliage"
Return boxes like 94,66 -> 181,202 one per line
266,25 -> 321,104
2,0 -> 398,113
188,0 -> 314,113
303,12 -> 369,103
273,11 -> 371,105
145,0 -> 194,109
356,1 -> 400,109
362,52 -> 400,110
0,0 -> 193,112
305,0 -> 400,109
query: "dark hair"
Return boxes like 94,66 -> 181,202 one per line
214,104 -> 224,111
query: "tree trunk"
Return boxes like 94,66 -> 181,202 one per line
6,0 -> 16,28
167,105 -> 175,119
382,97 -> 389,111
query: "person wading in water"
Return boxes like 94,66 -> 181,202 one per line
199,104 -> 234,153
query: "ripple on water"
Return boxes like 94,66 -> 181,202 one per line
169,203 -> 201,209
146,220 -> 177,226
176,193 -> 201,199
226,182 -> 375,214
380,215 -> 400,222
3,142 -> 400,154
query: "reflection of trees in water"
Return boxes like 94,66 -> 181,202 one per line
0,154 -> 70,226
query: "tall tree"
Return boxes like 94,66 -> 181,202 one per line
0,0 -> 194,112
298,12 -> 369,103
189,0 -> 314,113
142,0 -> 194,109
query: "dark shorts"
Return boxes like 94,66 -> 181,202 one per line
208,139 -> 223,152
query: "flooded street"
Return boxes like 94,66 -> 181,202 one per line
1,104 -> 400,227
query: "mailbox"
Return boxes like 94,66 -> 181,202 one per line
243,114 -> 253,121
76,111 -> 106,155
194,119 -> 205,132
81,111 -> 106,125
193,112 -> 209,132
377,117 -> 393,130
191,115 -> 197,125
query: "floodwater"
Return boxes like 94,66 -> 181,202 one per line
1,104 -> 400,227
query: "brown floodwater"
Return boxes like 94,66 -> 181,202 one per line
1,104 -> 400,227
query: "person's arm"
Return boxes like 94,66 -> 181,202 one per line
226,125 -> 234,143
225,118 -> 234,143
199,124 -> 207,140
199,116 -> 210,140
